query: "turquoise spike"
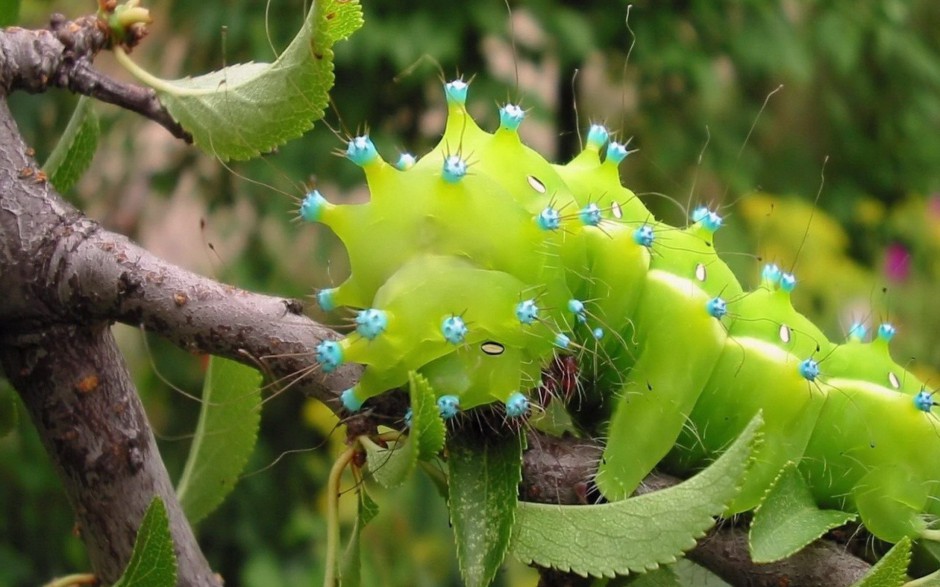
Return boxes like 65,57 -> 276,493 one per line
346,135 -> 378,166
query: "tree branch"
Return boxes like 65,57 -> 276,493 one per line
0,14 -> 190,142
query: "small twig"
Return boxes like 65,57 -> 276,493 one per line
0,13 -> 190,142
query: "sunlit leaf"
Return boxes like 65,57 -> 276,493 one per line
511,415 -> 762,578
116,0 -> 361,160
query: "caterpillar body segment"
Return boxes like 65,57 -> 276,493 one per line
303,78 -> 940,548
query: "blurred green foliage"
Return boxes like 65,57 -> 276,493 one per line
2,0 -> 940,585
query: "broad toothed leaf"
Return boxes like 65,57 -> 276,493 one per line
510,414 -> 762,578
851,537 -> 910,587
120,0 -> 362,160
749,462 -> 856,563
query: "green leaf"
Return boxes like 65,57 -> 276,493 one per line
0,0 -> 19,26
409,371 -> 445,460
176,356 -> 262,524
448,430 -> 523,587
749,462 -> 856,563
340,488 -> 379,587
117,0 -> 362,160
112,497 -> 177,587
621,564 -> 681,586
851,537 -> 911,587
360,434 -> 417,489
904,570 -> 940,587
42,96 -> 99,193
511,414 -> 763,578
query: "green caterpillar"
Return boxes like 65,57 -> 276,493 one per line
302,78 -> 940,548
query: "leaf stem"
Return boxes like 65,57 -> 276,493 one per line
324,446 -> 356,587
42,574 -> 98,587
113,45 -> 217,97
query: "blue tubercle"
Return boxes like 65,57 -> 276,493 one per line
914,390 -> 936,413
537,206 -> 561,231
445,79 -> 469,105
780,272 -> 797,293
586,124 -> 609,150
396,153 -> 416,170
341,388 -> 363,412
300,190 -> 328,223
567,299 -> 586,322
706,297 -> 727,319
499,104 -> 525,130
437,395 -> 461,419
592,327 -> 604,340
606,141 -> 630,165
441,316 -> 468,344
633,225 -> 654,248
579,203 -> 602,226
442,155 -> 468,183
505,392 -> 529,418
848,322 -> 867,341
346,135 -> 378,166
878,323 -> 896,342
315,340 -> 344,373
554,333 -> 572,349
691,207 -> 722,232
355,308 -> 388,340
799,358 -> 820,381
515,299 -> 539,325
761,263 -> 782,285
404,408 -> 413,428
317,288 -> 336,312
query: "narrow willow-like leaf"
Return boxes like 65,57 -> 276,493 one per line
852,537 -> 911,587
176,356 -> 261,524
116,0 -> 362,160
42,96 -> 99,193
340,488 -> 379,587
409,371 -> 445,460
112,497 -> 177,587
447,430 -> 523,587
511,414 -> 762,578
361,434 -> 417,489
750,462 -> 856,563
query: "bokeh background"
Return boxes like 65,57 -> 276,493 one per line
2,1 -> 940,585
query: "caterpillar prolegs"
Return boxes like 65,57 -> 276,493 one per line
303,79 -> 940,550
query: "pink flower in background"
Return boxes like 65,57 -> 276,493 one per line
884,242 -> 911,283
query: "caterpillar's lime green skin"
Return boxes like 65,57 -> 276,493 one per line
303,79 -> 940,547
